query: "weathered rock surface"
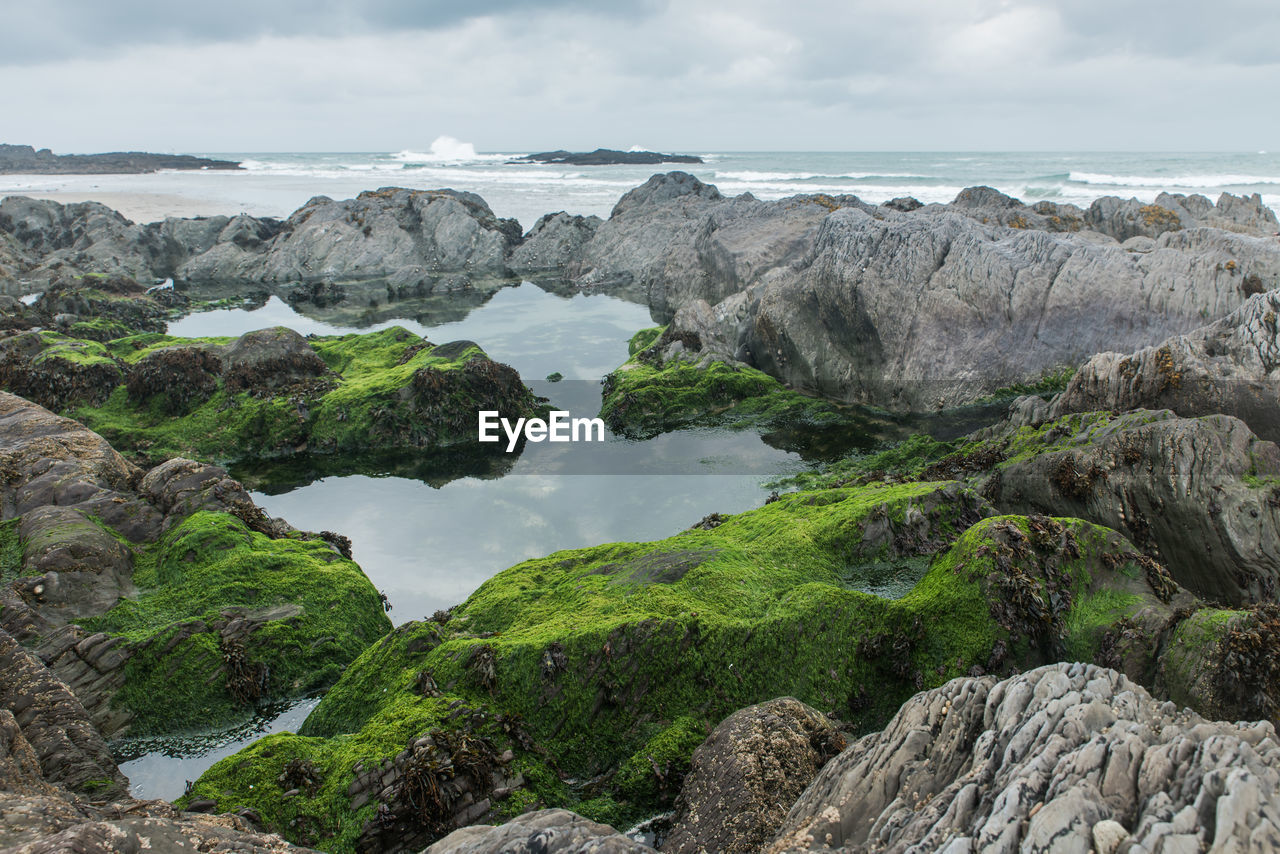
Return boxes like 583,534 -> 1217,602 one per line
768,662 -> 1280,854
0,684 -> 314,854
425,809 -> 651,853
975,410 -> 1280,605
177,188 -> 522,285
1051,288 -> 1280,442
570,174 -> 1280,410
509,212 -> 602,272
662,698 -> 844,854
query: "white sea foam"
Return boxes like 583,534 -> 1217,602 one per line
716,170 -> 923,182
1070,171 -> 1280,188
392,136 -> 514,164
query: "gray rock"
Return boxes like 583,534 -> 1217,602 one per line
977,410 -> 1280,604
571,177 -> 1280,411
1051,288 -> 1280,442
179,188 -> 522,285
424,809 -> 653,854
662,698 -> 844,854
510,212 -> 602,272
767,663 -> 1280,854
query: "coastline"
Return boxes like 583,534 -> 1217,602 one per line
1,190 -> 244,223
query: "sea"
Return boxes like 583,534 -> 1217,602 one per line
2,138 -> 1278,230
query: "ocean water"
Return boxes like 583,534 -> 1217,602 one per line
2,139 -> 1277,229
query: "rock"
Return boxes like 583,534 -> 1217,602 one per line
0,628 -> 127,799
32,274 -> 176,339
509,212 -> 602,272
179,188 -> 522,285
767,663 -> 1280,853
514,149 -> 703,166
1051,288 -> 1280,442
570,177 -> 1280,411
424,809 -> 653,853
662,698 -> 844,854
0,196 -> 162,282
976,410 -> 1280,604
126,344 -> 223,414
219,326 -> 332,393
0,330 -> 127,412
1091,819 -> 1130,854
0,143 -> 241,174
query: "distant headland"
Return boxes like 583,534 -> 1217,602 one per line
0,144 -> 242,174
511,148 -> 703,166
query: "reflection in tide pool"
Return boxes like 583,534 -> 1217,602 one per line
174,281 -> 839,620
116,698 -> 319,801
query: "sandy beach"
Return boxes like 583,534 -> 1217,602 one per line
0,190 -> 240,223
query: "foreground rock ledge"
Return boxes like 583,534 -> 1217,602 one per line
425,663 -> 1280,853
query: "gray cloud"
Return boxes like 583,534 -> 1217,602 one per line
3,0 -> 1277,152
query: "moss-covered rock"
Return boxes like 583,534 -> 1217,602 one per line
184,478 -> 1230,852
0,325 -> 544,464
64,510 -> 393,736
600,326 -> 879,440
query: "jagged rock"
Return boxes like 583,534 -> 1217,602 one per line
1051,288 -> 1280,442
179,188 -> 522,285
768,663 -> 1280,853
0,197 -> 161,282
976,410 -> 1280,604
662,698 -> 844,854
572,174 -> 1280,410
509,212 -> 602,272
0,629 -> 127,800
424,809 -> 652,853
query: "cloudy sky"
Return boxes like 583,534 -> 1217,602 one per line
4,0 -> 1277,153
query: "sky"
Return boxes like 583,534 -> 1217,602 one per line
3,0 -> 1278,153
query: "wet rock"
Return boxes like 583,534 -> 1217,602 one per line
662,698 -> 844,854
424,808 -> 653,854
220,326 -> 332,393
509,211 -> 602,273
0,330 -> 127,412
767,663 -> 1280,854
0,628 -> 127,800
977,410 -> 1280,604
1051,288 -> 1280,442
126,344 -> 222,414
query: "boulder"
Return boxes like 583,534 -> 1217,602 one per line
768,663 -> 1280,854
509,212 -> 602,272
425,809 -> 651,853
976,410 -> 1280,604
1051,288 -> 1280,442
219,326 -> 332,393
662,698 -> 844,854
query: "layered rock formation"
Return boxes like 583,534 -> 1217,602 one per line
579,175 -> 1280,411
0,392 -> 392,737
1050,288 -> 1280,442
770,663 -> 1280,853
423,663 -> 1280,854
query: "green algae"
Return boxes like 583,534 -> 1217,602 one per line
82,511 -> 392,735
34,325 -> 544,464
184,480 -> 1181,850
600,326 -> 866,438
